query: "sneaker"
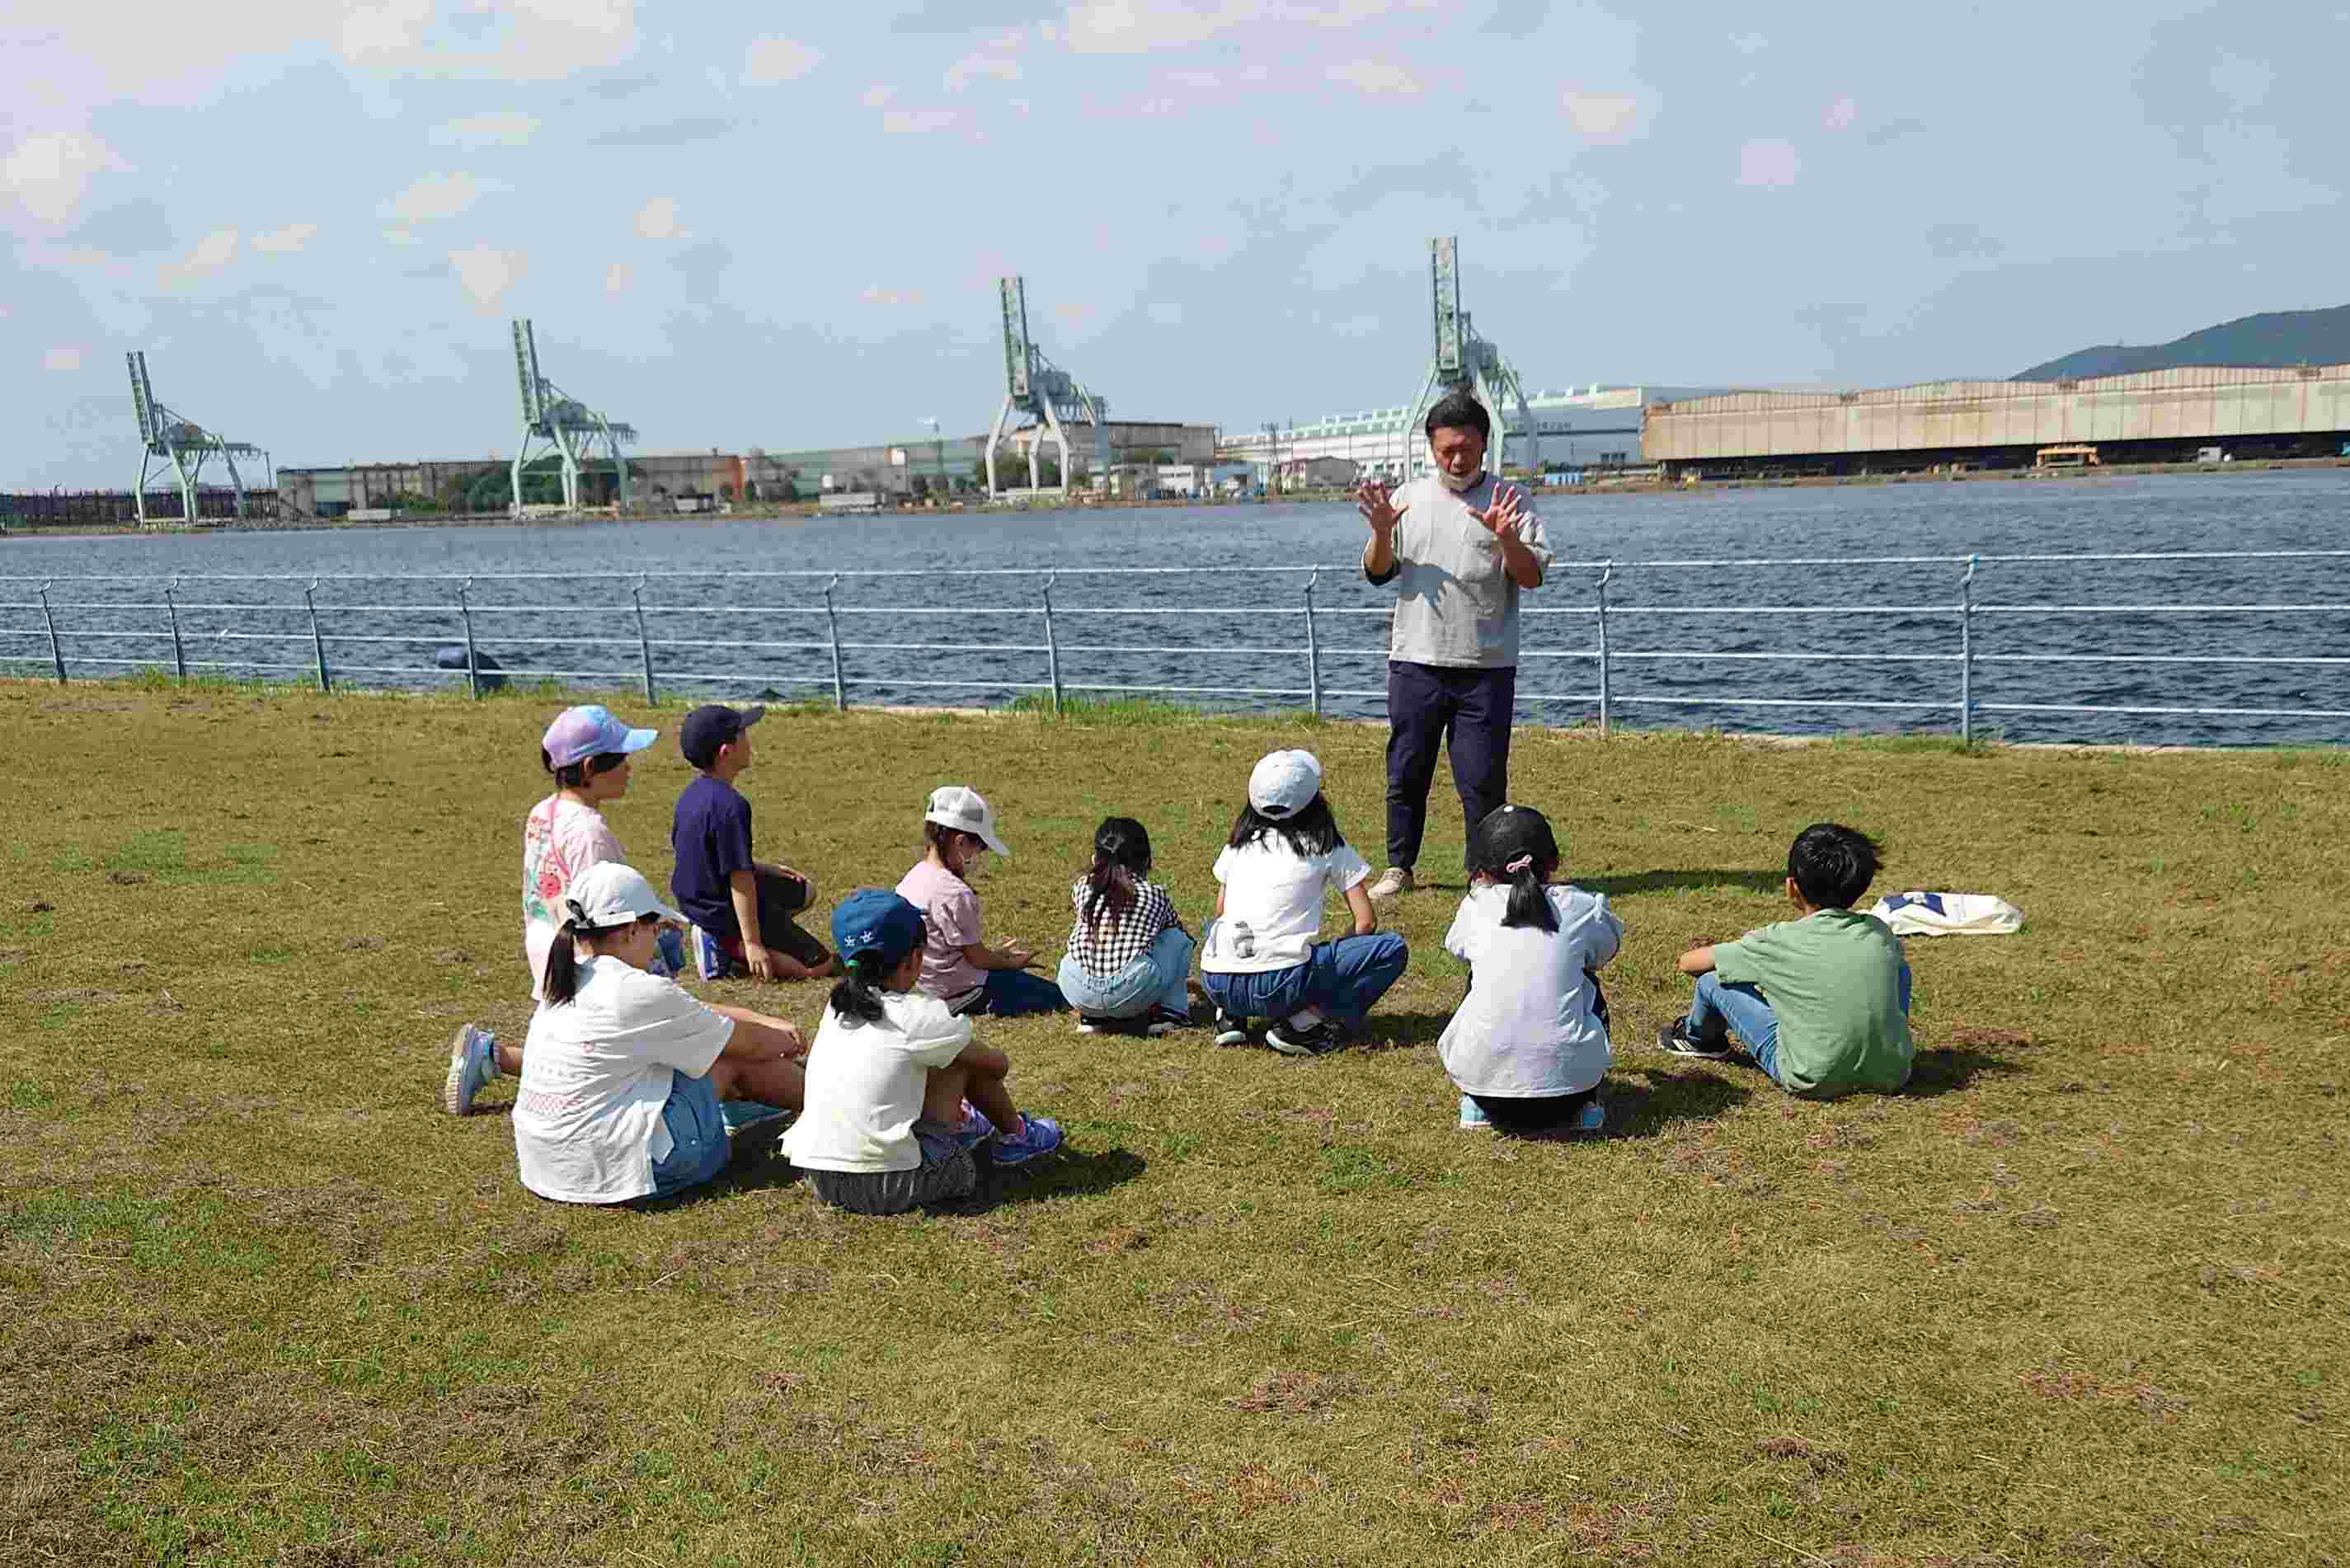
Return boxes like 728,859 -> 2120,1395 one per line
1145,1006 -> 1191,1036
654,925 -> 689,978
1368,866 -> 1414,902
691,924 -> 731,981
1572,1101 -> 1607,1134
1657,1016 -> 1732,1060
990,1112 -> 1064,1167
1212,1008 -> 1250,1047
1076,1012 -> 1146,1037
1459,1093 -> 1493,1131
1267,1018 -> 1348,1057
442,1023 -> 497,1116
951,1101 -> 996,1151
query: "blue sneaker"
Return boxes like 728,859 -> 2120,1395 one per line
1459,1094 -> 1492,1131
443,1023 -> 497,1116
692,924 -> 732,981
1572,1101 -> 1606,1134
655,925 -> 689,978
951,1101 -> 996,1151
990,1113 -> 1064,1167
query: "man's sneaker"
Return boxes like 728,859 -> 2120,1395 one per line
990,1113 -> 1064,1167
1212,1009 -> 1251,1047
1145,1006 -> 1191,1036
1459,1093 -> 1493,1131
1368,866 -> 1414,902
443,1023 -> 497,1116
1267,1018 -> 1348,1057
691,924 -> 732,981
1657,1016 -> 1732,1059
951,1101 -> 996,1151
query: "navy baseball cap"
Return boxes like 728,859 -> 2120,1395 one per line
679,703 -> 765,768
831,889 -> 926,966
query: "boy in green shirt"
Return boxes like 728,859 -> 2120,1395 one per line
1658,823 -> 1914,1097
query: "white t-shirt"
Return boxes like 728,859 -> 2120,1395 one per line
1440,884 -> 1622,1097
782,991 -> 972,1174
1200,838 -> 1373,974
520,794 -> 626,998
513,957 -> 735,1204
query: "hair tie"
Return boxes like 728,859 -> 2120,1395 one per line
1503,853 -> 1535,875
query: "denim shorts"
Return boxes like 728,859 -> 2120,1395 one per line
648,1070 -> 731,1197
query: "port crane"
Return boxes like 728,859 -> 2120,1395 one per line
510,319 -> 637,514
985,277 -> 1110,497
1395,237 -> 1539,481
125,351 -> 268,525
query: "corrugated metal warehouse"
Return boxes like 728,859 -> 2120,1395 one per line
1644,364 -> 2350,475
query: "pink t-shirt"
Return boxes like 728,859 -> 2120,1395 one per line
521,794 -> 627,997
895,858 -> 986,1005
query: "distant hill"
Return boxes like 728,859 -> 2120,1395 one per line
2014,305 -> 2350,382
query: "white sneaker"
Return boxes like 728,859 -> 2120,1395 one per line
1369,866 -> 1414,901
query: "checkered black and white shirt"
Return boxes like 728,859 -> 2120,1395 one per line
1065,878 -> 1181,979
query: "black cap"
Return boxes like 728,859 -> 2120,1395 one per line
679,703 -> 765,768
1469,803 -> 1557,878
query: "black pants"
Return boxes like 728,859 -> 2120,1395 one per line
1386,660 -> 1518,871
750,869 -> 831,969
1469,1087 -> 1600,1134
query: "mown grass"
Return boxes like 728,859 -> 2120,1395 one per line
2,679 -> 2344,1566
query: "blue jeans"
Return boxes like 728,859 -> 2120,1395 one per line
1690,964 -> 1913,1088
1202,932 -> 1409,1027
1057,927 -> 1194,1019
955,966 -> 1067,1017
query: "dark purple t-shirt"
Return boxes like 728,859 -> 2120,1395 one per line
671,774 -> 754,937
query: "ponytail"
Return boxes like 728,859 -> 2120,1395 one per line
1497,855 -> 1559,933
1081,816 -> 1151,925
826,951 -> 895,1027
541,910 -> 655,1005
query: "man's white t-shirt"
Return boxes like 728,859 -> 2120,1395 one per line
1440,884 -> 1622,1097
1375,473 -> 1554,669
782,992 -> 972,1174
520,794 -> 627,998
514,957 -> 735,1204
1200,838 -> 1373,974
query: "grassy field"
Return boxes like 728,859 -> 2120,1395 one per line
2,680 -> 2344,1566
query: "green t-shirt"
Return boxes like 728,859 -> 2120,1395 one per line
1712,908 -> 1913,1097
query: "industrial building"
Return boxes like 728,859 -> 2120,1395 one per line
1219,385 -> 1712,478
1644,364 -> 2350,477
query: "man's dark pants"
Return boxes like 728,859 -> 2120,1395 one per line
1385,660 -> 1518,873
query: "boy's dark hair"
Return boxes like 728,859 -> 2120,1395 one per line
826,915 -> 925,1028
1425,390 -> 1491,440
542,749 -> 631,791
540,910 -> 657,1005
924,820 -> 980,857
1788,823 -> 1882,908
1469,804 -> 1559,933
1227,793 -> 1342,858
1083,816 -> 1151,924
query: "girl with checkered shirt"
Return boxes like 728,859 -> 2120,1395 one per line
1056,817 -> 1196,1036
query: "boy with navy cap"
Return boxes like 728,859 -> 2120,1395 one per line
670,703 -> 835,984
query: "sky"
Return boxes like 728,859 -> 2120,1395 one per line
2,0 -> 2340,488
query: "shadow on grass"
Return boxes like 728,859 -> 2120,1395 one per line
1596,1067 -> 1755,1137
632,1134 -> 1148,1217
1903,1045 -> 2028,1099
1579,868 -> 1788,898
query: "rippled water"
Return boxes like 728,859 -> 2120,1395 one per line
3,471 -> 2345,745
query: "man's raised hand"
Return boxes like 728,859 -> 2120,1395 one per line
1356,477 -> 1400,534
1472,483 -> 1529,545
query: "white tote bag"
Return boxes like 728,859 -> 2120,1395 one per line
1868,890 -> 2024,937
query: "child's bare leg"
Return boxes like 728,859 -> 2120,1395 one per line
924,1061 -> 1022,1135
495,1040 -> 524,1075
707,1056 -> 806,1112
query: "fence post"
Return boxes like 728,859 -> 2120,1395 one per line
630,576 -> 657,704
37,581 -> 65,685
458,576 -> 482,700
822,574 -> 847,712
1595,562 -> 1614,736
165,576 -> 187,684
303,578 -> 331,692
1303,569 -> 1323,720
1041,571 -> 1064,716
1958,554 -> 1978,745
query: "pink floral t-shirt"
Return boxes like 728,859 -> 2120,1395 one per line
520,794 -> 626,998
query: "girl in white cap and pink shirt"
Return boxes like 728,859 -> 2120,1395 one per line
1199,749 -> 1409,1055
895,786 -> 1067,1017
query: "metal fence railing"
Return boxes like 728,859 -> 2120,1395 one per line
2,552 -> 2347,744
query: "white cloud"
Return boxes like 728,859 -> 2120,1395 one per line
1327,59 -> 1419,96
383,171 -> 499,228
1563,90 -> 1639,141
3,130 -> 129,226
1167,68 -> 1223,89
181,228 -> 240,273
605,261 -> 634,294
743,35 -> 820,86
345,0 -> 640,82
45,347 -> 85,373
635,195 -> 685,240
882,109 -> 958,134
1823,96 -> 1858,132
1738,138 -> 1800,187
947,52 -> 1022,91
450,244 -> 527,310
251,222 -> 318,255
433,111 -> 539,148
342,0 -> 431,61
862,285 -> 924,307
863,83 -> 897,108
1063,0 -> 1434,54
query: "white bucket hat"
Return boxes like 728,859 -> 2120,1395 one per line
1248,749 -> 1323,819
925,785 -> 1011,857
562,861 -> 685,929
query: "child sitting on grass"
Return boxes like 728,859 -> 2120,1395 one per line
505,863 -> 809,1204
1200,749 -> 1407,1056
521,705 -> 675,997
1057,816 -> 1194,1036
1659,822 -> 1915,1098
784,890 -> 1065,1214
895,786 -> 1065,1016
670,703 -> 836,983
1442,805 -> 1619,1135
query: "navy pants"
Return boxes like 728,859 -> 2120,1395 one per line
1386,661 -> 1517,872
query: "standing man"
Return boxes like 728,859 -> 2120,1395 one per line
1357,391 -> 1552,900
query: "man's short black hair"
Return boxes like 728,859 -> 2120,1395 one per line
1787,823 -> 1882,908
1424,391 -> 1491,440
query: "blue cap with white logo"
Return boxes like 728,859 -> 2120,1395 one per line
830,888 -> 926,966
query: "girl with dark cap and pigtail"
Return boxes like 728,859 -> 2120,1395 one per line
1440,804 -> 1622,1135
